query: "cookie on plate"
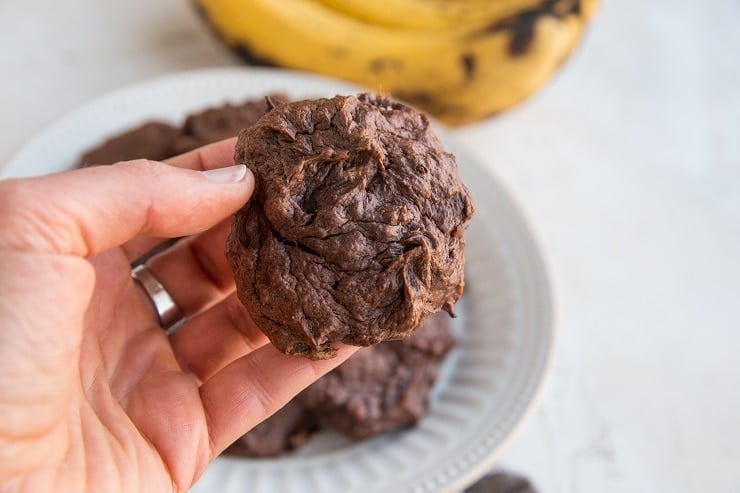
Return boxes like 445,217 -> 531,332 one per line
173,94 -> 289,154
223,401 -> 318,458
78,122 -> 182,166
77,94 -> 288,166
297,312 -> 455,439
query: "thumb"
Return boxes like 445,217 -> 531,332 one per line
0,160 -> 254,257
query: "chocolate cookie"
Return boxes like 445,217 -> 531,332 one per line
401,306 -> 457,359
77,94 -> 289,166
464,472 -> 539,493
226,93 -> 474,359
78,122 -> 182,166
297,312 -> 455,439
173,94 -> 290,154
224,401 -> 318,458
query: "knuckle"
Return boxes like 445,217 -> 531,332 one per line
0,179 -> 34,236
0,178 -> 68,253
242,358 -> 275,416
114,158 -> 170,178
0,181 -> 40,251
0,179 -> 30,214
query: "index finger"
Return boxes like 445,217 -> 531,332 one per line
0,159 -> 252,257
165,137 -> 238,170
123,137 -> 240,260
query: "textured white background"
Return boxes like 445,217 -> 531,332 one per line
1,1 -> 739,492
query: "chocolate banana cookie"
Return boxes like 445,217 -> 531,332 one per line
78,122 -> 182,166
226,93 -> 474,359
77,94 -> 288,166
297,312 -> 455,439
224,401 -> 318,458
224,313 -> 456,454
464,472 -> 539,493
172,95 -> 290,155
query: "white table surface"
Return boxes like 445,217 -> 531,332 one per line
2,1 -> 739,492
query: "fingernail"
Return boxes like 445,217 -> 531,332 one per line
202,164 -> 248,183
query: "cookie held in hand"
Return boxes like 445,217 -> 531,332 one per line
226,94 -> 474,359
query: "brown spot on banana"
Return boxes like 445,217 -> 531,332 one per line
474,0 -> 584,57
460,54 -> 476,79
508,11 -> 538,57
369,58 -> 404,73
553,0 -> 582,16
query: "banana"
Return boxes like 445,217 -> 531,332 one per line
312,0 -> 546,31
196,0 -> 596,125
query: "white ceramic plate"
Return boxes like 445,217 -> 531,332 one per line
2,67 -> 553,493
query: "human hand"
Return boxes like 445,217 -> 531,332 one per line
0,139 -> 356,493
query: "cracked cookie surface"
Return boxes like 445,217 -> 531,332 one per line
226,93 -> 473,359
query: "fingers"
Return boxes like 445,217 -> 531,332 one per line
0,159 -> 252,257
166,137 -> 238,171
122,138 -> 240,260
169,294 -> 269,382
200,343 -> 358,457
144,218 -> 235,317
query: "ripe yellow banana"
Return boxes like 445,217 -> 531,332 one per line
196,0 -> 596,125
312,0 -> 546,31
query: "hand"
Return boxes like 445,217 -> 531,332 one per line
0,139 -> 356,493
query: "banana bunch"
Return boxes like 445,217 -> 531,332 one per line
196,0 -> 596,125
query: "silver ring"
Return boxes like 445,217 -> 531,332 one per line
131,264 -> 184,330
